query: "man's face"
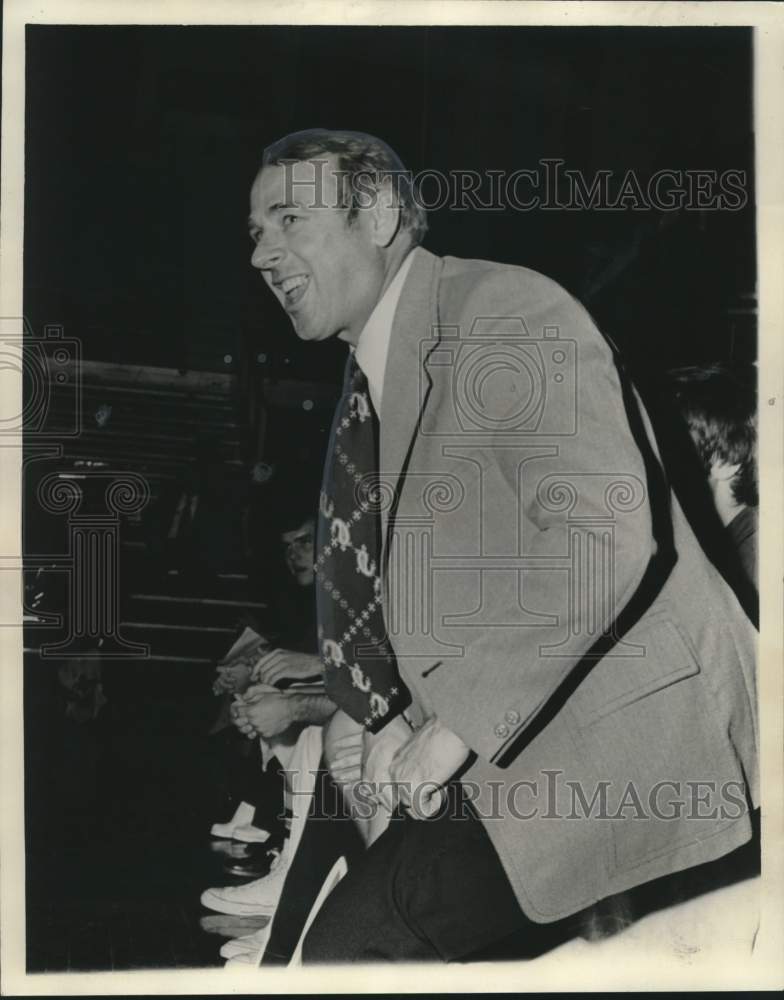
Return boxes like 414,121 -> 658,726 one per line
281,519 -> 316,587
249,156 -> 385,345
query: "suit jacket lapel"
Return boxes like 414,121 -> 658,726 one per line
378,247 -> 442,564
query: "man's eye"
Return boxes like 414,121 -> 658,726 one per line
282,214 -> 299,227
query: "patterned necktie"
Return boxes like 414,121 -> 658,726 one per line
315,353 -> 410,732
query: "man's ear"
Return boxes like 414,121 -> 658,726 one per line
369,176 -> 401,247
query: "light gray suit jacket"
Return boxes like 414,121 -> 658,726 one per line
376,248 -> 758,922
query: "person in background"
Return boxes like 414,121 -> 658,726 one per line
202,501 -> 337,914
208,630 -> 282,849
669,362 -> 758,594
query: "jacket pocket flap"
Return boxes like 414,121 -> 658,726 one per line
569,612 -> 701,727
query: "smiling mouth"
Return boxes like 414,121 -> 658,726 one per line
276,274 -> 309,310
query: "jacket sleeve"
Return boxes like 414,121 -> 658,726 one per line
410,268 -> 658,765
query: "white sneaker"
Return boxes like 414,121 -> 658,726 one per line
210,820 -> 238,839
210,820 -> 270,842
210,801 -> 256,839
225,949 -> 264,966
232,823 -> 270,844
200,850 -> 290,916
219,926 -> 269,960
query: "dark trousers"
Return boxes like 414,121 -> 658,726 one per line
261,765 -> 364,965
300,783 -> 580,963
301,787 -> 761,964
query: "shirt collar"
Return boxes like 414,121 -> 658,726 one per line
354,249 -> 417,416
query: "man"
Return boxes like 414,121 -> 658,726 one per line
247,129 -> 758,962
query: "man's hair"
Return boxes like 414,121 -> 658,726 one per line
262,128 -> 428,247
267,482 -> 317,538
278,510 -> 315,539
669,362 -> 757,507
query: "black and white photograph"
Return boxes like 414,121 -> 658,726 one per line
1,0 -> 782,993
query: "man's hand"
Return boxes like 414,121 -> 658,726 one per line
250,648 -> 323,686
230,684 -> 295,740
389,716 -> 470,819
362,715 -> 415,812
212,660 -> 252,696
325,731 -> 365,786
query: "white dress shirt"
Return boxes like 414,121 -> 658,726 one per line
353,248 -> 422,743
354,248 -> 417,416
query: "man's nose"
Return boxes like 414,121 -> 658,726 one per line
251,235 -> 285,271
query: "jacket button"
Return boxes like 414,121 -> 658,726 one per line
494,723 -> 509,738
505,710 -> 520,725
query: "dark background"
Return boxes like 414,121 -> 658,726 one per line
24,25 -> 756,385
21,24 -> 756,972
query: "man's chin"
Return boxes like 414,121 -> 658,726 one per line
289,313 -> 333,343
289,312 -> 311,337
